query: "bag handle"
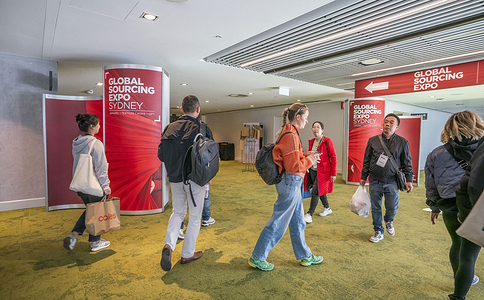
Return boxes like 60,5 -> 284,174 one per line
87,138 -> 97,155
378,134 -> 400,172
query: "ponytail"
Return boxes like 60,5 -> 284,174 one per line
276,108 -> 290,138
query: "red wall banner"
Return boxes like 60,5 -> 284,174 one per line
396,117 -> 421,185
355,60 -> 484,98
103,65 -> 164,214
347,99 -> 385,183
43,95 -> 103,210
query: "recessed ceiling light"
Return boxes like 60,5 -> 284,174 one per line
250,105 -> 254,107
96,82 -> 103,86
176,106 -> 180,108
140,12 -> 158,21
205,100 -> 209,103
248,92 -> 253,95
297,99 -> 301,102
180,83 -> 188,86
429,95 -> 435,98
359,58 -> 384,66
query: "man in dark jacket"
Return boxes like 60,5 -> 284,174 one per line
157,95 -> 213,271
359,113 -> 413,243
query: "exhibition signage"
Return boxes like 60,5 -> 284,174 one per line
43,95 -> 103,211
354,60 -> 484,98
103,65 -> 165,214
396,117 -> 421,185
346,99 -> 385,184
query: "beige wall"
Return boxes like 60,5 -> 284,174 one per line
205,101 -> 345,173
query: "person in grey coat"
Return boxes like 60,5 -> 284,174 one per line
425,111 -> 484,297
63,113 -> 111,252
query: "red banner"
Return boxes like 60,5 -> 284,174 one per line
103,65 -> 163,213
43,95 -> 103,210
347,99 -> 385,183
355,60 -> 484,98
396,117 -> 421,185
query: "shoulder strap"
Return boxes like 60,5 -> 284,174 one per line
276,131 -> 292,144
443,143 -> 468,169
378,135 -> 399,171
87,139 -> 97,154
200,122 -> 207,137
324,140 -> 329,159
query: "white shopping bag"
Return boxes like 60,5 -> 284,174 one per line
349,185 -> 371,217
456,191 -> 484,247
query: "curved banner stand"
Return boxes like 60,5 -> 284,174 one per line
43,95 -> 103,211
103,64 -> 170,215
345,99 -> 385,184
344,99 -> 421,186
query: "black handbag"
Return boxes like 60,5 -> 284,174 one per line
378,135 -> 406,191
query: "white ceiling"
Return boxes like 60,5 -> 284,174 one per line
1,0 -> 483,116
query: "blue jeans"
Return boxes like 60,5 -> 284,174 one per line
252,175 -> 312,261
202,186 -> 211,221
369,178 -> 399,233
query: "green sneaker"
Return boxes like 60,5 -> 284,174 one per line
248,256 -> 274,271
300,254 -> 324,266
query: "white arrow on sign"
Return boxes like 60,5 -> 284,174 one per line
365,81 -> 389,93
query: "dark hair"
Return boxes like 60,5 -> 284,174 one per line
76,113 -> 99,132
385,113 -> 400,126
182,95 -> 200,113
312,121 -> 324,130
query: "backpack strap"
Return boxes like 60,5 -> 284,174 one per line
443,143 -> 468,169
200,122 -> 207,137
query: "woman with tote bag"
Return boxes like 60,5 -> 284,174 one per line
449,134 -> 484,300
425,111 -> 484,297
63,113 -> 111,252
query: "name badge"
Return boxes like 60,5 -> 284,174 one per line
376,153 -> 389,168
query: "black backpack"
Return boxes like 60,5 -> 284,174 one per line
255,132 -> 292,185
182,123 -> 219,206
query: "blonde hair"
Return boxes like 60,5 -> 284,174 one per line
275,103 -> 308,137
441,110 -> 484,143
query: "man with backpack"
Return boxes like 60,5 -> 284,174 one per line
157,95 -> 215,271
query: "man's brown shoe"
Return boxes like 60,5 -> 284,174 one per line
161,244 -> 172,271
181,251 -> 203,264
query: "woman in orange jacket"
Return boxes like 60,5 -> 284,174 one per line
248,103 -> 323,271
304,121 -> 337,223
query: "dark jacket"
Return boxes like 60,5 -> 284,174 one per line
361,133 -> 413,183
158,115 -> 213,183
425,139 -> 479,213
457,136 -> 484,222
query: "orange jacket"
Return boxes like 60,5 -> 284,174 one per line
273,124 -> 312,175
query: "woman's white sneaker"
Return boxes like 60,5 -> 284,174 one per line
90,239 -> 110,252
319,208 -> 332,217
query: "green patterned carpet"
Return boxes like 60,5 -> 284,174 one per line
1,161 -> 483,299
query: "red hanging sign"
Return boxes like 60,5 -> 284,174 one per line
355,60 -> 484,98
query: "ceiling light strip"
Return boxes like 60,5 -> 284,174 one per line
352,50 -> 484,77
240,0 -> 452,67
